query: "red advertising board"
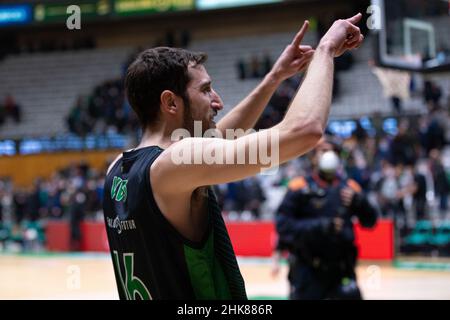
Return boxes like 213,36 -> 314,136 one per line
46,219 -> 394,260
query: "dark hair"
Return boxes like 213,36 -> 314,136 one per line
125,47 -> 207,129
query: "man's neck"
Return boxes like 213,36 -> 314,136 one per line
136,126 -> 175,150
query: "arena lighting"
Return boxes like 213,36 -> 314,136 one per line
0,140 -> 16,156
196,0 -> 282,10
0,134 -> 127,155
327,118 -> 398,138
0,4 -> 32,26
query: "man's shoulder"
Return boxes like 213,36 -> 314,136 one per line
345,178 -> 362,193
106,154 -> 123,176
288,176 -> 308,192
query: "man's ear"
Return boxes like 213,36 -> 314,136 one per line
160,90 -> 178,115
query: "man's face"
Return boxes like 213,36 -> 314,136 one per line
183,64 -> 223,135
312,140 -> 335,167
313,140 -> 340,181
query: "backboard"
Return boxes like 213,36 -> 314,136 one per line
372,0 -> 450,72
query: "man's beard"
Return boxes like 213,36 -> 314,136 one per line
182,96 -> 195,136
182,96 -> 213,137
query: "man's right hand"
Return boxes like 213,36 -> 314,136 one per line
318,13 -> 364,57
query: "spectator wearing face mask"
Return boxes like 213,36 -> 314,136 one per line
273,137 -> 378,300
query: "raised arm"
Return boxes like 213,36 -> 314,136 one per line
216,21 -> 315,134
153,14 -> 364,194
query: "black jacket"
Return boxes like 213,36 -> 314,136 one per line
275,173 -> 377,272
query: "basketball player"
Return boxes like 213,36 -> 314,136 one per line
103,14 -> 364,300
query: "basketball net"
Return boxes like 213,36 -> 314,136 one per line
371,66 -> 411,101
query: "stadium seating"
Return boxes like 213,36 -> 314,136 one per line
191,32 -> 449,120
0,31 -> 449,139
190,31 -> 318,117
0,47 -> 133,138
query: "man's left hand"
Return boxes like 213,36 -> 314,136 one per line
269,20 -> 315,82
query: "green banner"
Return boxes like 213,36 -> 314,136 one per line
34,0 -> 111,23
114,0 -> 194,16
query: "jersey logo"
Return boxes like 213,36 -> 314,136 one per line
106,216 -> 137,235
112,251 -> 152,300
111,176 -> 128,202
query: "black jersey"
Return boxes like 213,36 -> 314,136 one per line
103,146 -> 247,300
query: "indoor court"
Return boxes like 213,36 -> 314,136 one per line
1,254 -> 449,300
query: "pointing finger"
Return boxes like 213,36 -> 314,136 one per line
292,20 -> 310,47
346,12 -> 362,25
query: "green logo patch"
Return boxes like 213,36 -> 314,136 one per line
111,176 -> 128,202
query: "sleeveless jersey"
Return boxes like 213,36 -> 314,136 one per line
102,146 -> 247,300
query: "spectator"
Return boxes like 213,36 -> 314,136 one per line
67,97 -> 92,136
413,162 -> 428,220
4,94 -> 22,123
391,96 -> 402,114
235,177 -> 266,219
425,111 -> 446,152
262,52 -> 273,76
429,149 -> 450,216
69,186 -> 86,251
424,80 -> 442,110
13,188 -> 28,224
0,104 -> 5,125
46,177 -> 63,219
345,152 -> 371,192
374,161 -> 402,218
275,138 -> 377,299
180,29 -> 191,48
236,58 -> 247,80
0,183 -> 3,223
28,179 -> 45,221
389,118 -> 418,166
250,55 -> 261,78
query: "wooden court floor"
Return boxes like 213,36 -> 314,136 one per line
0,253 -> 449,300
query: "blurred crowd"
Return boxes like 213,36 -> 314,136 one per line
214,76 -> 450,241
0,162 -> 106,252
65,30 -> 192,138
4,104 -> 450,253
66,80 -> 139,137
216,110 -> 450,221
236,52 -> 273,80
252,52 -> 352,131
7,28 -> 450,254
215,103 -> 450,256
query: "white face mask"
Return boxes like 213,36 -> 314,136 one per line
318,151 -> 340,173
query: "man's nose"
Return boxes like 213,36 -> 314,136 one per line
211,89 -> 224,111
